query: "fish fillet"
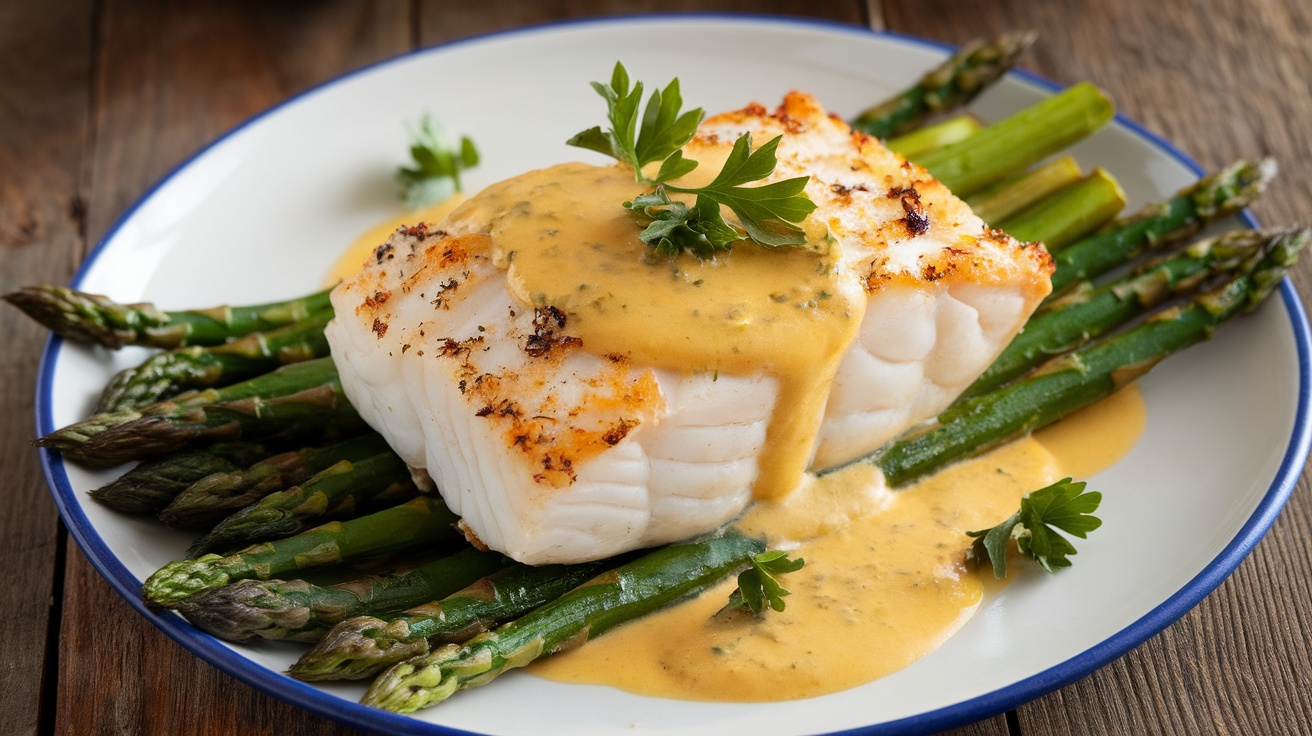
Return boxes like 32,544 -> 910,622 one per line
325,91 -> 1052,564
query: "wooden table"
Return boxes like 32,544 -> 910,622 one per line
3,1 -> 1310,734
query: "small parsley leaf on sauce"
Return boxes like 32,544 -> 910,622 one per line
966,477 -> 1102,578
569,62 -> 816,258
397,114 -> 480,209
723,549 -> 805,615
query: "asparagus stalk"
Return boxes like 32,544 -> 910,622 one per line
1048,158 -> 1276,298
3,285 -> 333,350
964,228 -> 1283,397
918,81 -> 1115,196
290,559 -> 616,681
858,227 -> 1307,488
361,532 -> 763,713
184,451 -> 419,556
851,31 -> 1036,139
87,441 -> 274,514
159,433 -> 392,530
175,548 -> 509,643
143,496 -> 463,608
998,168 -> 1126,249
96,311 -> 334,412
964,155 -> 1083,225
886,115 -> 980,158
36,357 -> 365,467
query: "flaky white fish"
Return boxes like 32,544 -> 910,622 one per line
325,92 -> 1052,564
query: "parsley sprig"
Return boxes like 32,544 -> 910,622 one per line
568,62 -> 817,258
397,115 -> 480,209
567,62 -> 702,185
723,549 -> 805,615
966,477 -> 1103,578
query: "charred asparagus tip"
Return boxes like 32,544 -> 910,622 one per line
928,30 -> 1037,91
3,285 -> 160,349
289,617 -> 428,681
33,408 -> 145,452
1193,157 -> 1277,216
175,578 -> 313,642
851,30 -> 1038,140
142,554 -> 230,608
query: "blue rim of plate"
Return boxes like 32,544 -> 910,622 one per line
33,13 -> 1312,736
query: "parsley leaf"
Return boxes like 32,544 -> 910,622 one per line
624,189 -> 739,259
566,62 -> 703,184
723,549 -> 805,615
569,62 -> 817,258
669,133 -> 817,247
397,115 -> 480,209
625,133 -> 817,256
966,477 -> 1103,578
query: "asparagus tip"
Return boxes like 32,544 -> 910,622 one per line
174,578 -> 312,642
1246,227 -> 1310,309
36,411 -> 181,467
290,616 -> 428,682
142,554 -> 230,608
361,644 -> 465,713
3,285 -> 152,349
1193,157 -> 1279,218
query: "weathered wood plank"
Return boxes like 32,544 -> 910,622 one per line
0,1 -> 95,734
415,0 -> 870,45
881,1 -> 1312,733
54,2 -> 409,734
18,1 -> 1310,735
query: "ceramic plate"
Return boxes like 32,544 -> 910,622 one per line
37,15 -> 1311,736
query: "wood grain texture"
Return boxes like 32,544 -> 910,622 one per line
57,546 -> 369,736
0,0 -> 94,733
52,2 -> 410,735
83,0 -> 412,245
415,0 -> 870,45
1,1 -> 1307,735
883,1 -> 1312,734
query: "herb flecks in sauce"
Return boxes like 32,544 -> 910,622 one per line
530,386 -> 1143,701
440,162 -> 863,501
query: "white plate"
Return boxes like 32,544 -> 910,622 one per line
38,15 -> 1311,736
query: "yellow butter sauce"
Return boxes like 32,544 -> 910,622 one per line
327,170 -> 1148,704
329,162 -> 859,501
530,385 -> 1146,701
435,162 -> 862,500
322,195 -> 468,287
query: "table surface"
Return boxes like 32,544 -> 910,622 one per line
3,1 -> 1311,734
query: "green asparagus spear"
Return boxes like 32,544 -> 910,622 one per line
3,285 -> 333,349
858,227 -> 1308,488
290,559 -> 615,681
997,168 -> 1126,250
361,532 -> 763,713
36,357 -> 365,467
886,115 -> 980,158
851,31 -> 1036,139
175,548 -> 509,643
184,451 -> 419,556
1048,158 -> 1276,298
918,82 -> 1115,197
143,496 -> 463,608
159,433 -> 392,530
87,441 -> 274,514
96,311 -> 334,412
964,155 -> 1083,225
964,228 -> 1283,397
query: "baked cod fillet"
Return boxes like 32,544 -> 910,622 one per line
325,91 -> 1052,564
